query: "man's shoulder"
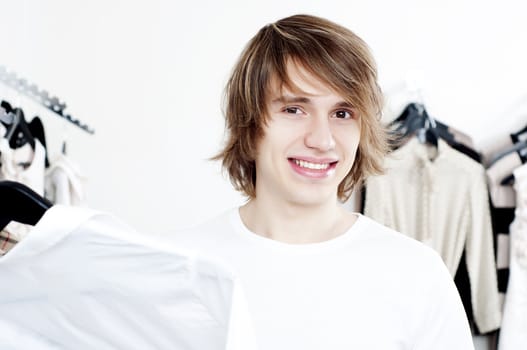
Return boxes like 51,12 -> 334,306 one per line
357,215 -> 447,271
168,208 -> 237,246
357,214 -> 424,248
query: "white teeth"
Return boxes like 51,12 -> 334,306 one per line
294,159 -> 330,170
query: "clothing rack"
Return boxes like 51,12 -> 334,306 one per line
0,65 -> 94,134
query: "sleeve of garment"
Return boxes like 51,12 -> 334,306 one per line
46,169 -> 71,205
465,167 -> 502,333
412,252 -> 475,350
44,155 -> 86,206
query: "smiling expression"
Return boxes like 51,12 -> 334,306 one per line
253,61 -> 361,207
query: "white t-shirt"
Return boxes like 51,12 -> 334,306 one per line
167,208 -> 475,350
0,205 -> 257,350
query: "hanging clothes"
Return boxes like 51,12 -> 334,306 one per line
388,103 -> 481,162
0,205 -> 257,350
485,150 -> 522,308
364,137 -> 501,334
0,231 -> 16,256
0,136 -> 46,243
45,153 -> 86,205
498,163 -> 527,349
0,138 -> 45,195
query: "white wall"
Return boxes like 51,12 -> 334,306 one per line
2,0 -> 525,348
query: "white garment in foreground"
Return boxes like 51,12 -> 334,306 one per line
168,208 -> 475,350
0,206 -> 257,350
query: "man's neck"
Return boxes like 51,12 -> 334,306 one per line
239,196 -> 356,244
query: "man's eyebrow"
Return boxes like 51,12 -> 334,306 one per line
271,96 -> 354,109
334,101 -> 354,109
271,95 -> 311,104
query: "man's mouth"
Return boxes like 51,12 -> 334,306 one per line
292,159 -> 331,170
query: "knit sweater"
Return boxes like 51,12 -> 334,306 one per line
365,138 -> 501,333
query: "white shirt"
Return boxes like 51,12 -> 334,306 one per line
0,205 -> 257,350
168,208 -> 475,350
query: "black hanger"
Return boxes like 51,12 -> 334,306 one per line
1,100 -> 12,112
1,101 -> 35,150
489,140 -> 527,167
499,142 -> 527,185
28,116 -> 50,167
6,107 -> 36,150
498,123 -> 527,170
2,101 -> 50,167
391,103 -> 483,162
417,122 -> 438,147
391,103 -> 424,136
0,105 -> 14,125
511,124 -> 527,143
391,103 -> 438,147
0,100 -> 14,129
393,103 -> 456,142
0,181 -> 52,231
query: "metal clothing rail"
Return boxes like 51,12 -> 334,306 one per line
0,65 -> 94,134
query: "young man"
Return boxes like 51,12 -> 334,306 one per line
171,14 -> 474,349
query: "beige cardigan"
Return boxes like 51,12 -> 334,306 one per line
365,138 -> 501,334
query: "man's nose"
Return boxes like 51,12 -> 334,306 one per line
304,116 -> 336,151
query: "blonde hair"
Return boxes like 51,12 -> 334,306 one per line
214,14 -> 389,201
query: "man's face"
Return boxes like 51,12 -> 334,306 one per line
254,62 -> 361,207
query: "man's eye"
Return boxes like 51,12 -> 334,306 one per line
334,110 -> 354,119
284,107 -> 302,114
